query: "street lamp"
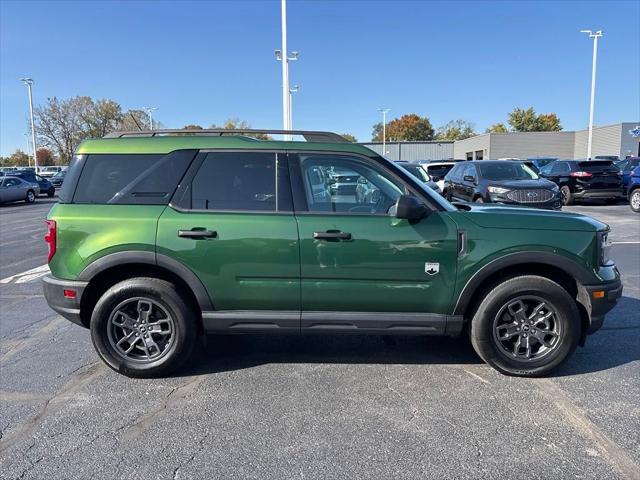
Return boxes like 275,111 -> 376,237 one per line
377,108 -> 391,156
19,78 -> 38,169
580,29 -> 603,160
142,107 -> 158,130
288,85 -> 300,130
275,0 -> 299,139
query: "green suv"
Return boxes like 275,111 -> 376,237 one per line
43,129 -> 622,378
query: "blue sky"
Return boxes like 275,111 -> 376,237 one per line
1,0 -> 639,156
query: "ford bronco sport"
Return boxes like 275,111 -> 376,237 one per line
43,129 -> 622,378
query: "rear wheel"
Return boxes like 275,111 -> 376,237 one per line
630,188 -> 640,213
469,275 -> 580,377
47,187 -> 55,197
90,278 -> 197,378
560,186 -> 573,205
25,190 -> 36,203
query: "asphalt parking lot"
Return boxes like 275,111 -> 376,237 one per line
0,198 -> 638,480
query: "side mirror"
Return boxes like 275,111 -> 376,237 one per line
463,175 -> 476,183
394,195 -> 427,223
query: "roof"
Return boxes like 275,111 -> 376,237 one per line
76,130 -> 378,157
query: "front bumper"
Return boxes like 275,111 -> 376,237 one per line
582,278 -> 623,334
42,274 -> 88,328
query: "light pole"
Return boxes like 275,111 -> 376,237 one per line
275,0 -> 298,139
580,29 -> 603,160
143,107 -> 158,130
377,108 -> 391,156
289,85 -> 300,130
20,78 -> 38,169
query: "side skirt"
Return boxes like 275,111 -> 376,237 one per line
202,311 -> 463,336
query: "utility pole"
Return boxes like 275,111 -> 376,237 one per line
289,85 -> 300,130
275,0 -> 298,139
20,78 -> 38,169
377,108 -> 391,156
580,29 -> 603,160
143,107 -> 158,130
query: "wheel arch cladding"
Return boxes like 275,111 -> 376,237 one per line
78,251 -> 212,329
454,252 -> 593,319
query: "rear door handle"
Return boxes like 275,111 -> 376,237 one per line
178,228 -> 217,239
313,231 -> 352,240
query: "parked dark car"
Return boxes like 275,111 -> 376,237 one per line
444,160 -> 561,210
528,157 -> 557,171
539,160 -> 623,205
616,157 -> 640,197
11,170 -> 55,197
626,165 -> 640,213
50,169 -> 67,188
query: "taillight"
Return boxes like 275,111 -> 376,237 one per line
570,171 -> 593,178
44,220 -> 56,263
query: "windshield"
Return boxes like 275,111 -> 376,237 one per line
478,162 -> 539,180
426,164 -> 454,178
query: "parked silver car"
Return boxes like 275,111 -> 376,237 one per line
0,176 -> 40,204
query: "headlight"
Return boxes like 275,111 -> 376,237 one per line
487,186 -> 509,194
598,231 -> 613,265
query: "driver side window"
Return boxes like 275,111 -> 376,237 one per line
297,154 -> 406,214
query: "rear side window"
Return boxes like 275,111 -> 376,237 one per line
576,161 -> 618,173
189,152 -> 278,211
72,151 -> 195,204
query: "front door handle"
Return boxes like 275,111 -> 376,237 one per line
313,231 -> 352,240
178,228 -> 217,239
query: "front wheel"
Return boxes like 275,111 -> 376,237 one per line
90,278 -> 198,378
474,196 -> 484,203
629,189 -> 640,212
25,190 -> 36,203
469,275 -> 580,377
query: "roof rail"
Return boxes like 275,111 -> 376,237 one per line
104,129 -> 349,143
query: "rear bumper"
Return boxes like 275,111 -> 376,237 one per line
42,274 -> 88,328
573,188 -> 623,199
582,278 -> 623,334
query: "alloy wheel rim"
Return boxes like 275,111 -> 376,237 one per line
107,297 -> 175,363
28,191 -> 35,202
492,295 -> 561,361
632,191 -> 640,210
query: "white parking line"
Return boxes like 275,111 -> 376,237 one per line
612,241 -> 640,244
0,264 -> 50,285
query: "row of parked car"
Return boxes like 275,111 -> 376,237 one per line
0,167 -> 67,205
391,156 -> 639,212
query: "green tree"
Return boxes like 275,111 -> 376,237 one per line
3,149 -> 30,167
182,124 -> 204,130
341,133 -> 357,143
373,114 -> 434,142
507,107 -> 562,132
435,119 -> 476,141
371,122 -> 383,141
485,123 -> 508,133
212,118 -> 271,139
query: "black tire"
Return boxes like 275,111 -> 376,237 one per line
630,188 -> 640,213
25,189 -> 36,203
469,275 -> 580,377
560,185 -> 573,206
90,277 -> 198,378
47,187 -> 55,197
474,196 -> 484,203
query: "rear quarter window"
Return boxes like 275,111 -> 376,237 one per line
71,151 -> 196,204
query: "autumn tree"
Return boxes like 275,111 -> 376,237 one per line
212,118 -> 271,139
485,123 -> 508,133
435,120 -> 476,141
36,148 -> 56,166
508,107 -> 562,132
373,114 -> 434,142
1,150 -> 30,167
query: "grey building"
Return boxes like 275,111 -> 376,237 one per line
453,122 -> 639,160
359,141 -> 454,161
359,123 -> 639,161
